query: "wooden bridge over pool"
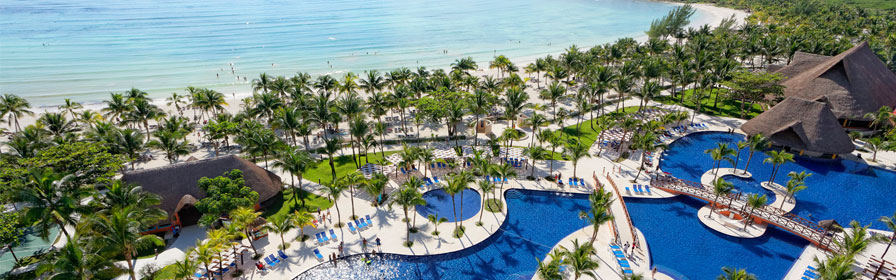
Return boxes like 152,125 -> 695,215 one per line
650,174 -> 844,253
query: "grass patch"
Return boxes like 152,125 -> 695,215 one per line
485,199 -> 503,213
453,226 -> 466,238
261,188 -> 334,221
303,151 -> 399,184
654,89 -> 763,119
154,263 -> 178,280
403,241 -> 414,247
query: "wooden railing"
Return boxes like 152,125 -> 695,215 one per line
651,174 -> 843,253
604,172 -> 639,246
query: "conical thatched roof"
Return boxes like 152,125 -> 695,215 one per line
818,219 -> 843,232
741,97 -> 855,154
121,155 -> 283,223
773,42 -> 896,120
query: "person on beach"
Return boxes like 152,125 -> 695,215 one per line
376,237 -> 381,250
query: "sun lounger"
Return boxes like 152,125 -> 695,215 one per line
622,268 -> 634,274
315,232 -> 324,244
278,250 -> 289,259
348,221 -> 357,233
356,218 -> 366,228
503,177 -> 508,183
645,185 -> 651,194
625,186 -> 631,193
313,248 -> 324,261
366,215 -> 373,226
268,254 -> 281,265
329,229 -> 338,241
320,231 -> 329,243
434,176 -> 440,183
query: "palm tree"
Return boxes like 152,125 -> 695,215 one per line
560,239 -> 600,280
716,267 -> 757,280
39,112 -> 79,139
864,137 -> 890,162
272,106 -> 302,146
732,141 -> 748,170
128,98 -> 165,143
541,82 -> 566,120
273,146 -> 315,206
292,210 -> 314,241
709,177 -> 733,218
166,92 -> 187,117
323,138 -> 340,180
361,70 -> 386,95
18,169 -> 92,241
427,214 -> 448,236
872,212 -> 896,280
266,215 -> 295,249
763,150 -> 795,184
171,256 -> 199,280
502,87 -> 529,128
443,175 -> 465,229
86,206 -> 165,280
705,143 -> 736,180
103,93 -> 129,125
190,240 -> 219,280
743,194 -> 767,230
60,98 -> 83,120
837,220 -> 874,258
342,172 -> 366,219
0,93 -> 34,133
148,131 -> 190,163
490,163 -> 517,200
742,134 -> 768,175
535,256 -> 563,280
113,128 -> 146,170
251,92 -> 284,123
252,73 -> 272,93
324,181 -> 346,227
583,195 -> 614,244
632,132 -> 662,181
363,173 -> 388,206
785,170 -> 811,201
564,140 -> 591,179
477,180 -> 495,224
389,186 -> 426,246
814,254 -> 857,280
36,238 -> 114,280
230,206 -> 263,256
523,146 -> 549,178
863,106 -> 892,130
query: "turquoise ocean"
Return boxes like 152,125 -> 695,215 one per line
0,0 -> 706,106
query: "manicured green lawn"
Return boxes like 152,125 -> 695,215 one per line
654,89 -> 763,119
823,0 -> 896,9
155,263 -> 178,279
261,188 -> 334,221
303,151 -> 398,184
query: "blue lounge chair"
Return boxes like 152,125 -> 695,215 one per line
320,232 -> 329,243
503,177 -> 508,183
264,256 -> 277,267
329,229 -> 338,241
348,221 -> 357,233
356,218 -> 367,228
366,215 -> 373,226
313,248 -> 324,261
277,250 -> 289,260
315,232 -> 324,244
268,254 -> 281,265
645,185 -> 652,194
808,266 -> 817,271
625,186 -> 631,193
485,175 -> 490,181
434,176 -> 440,183
633,185 -> 641,193
622,269 -> 634,274
194,272 -> 207,278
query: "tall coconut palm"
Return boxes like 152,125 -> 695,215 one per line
39,112 -> 79,139
341,172 -> 366,219
476,180 -> 495,224
166,92 -> 187,117
559,239 -> 600,280
523,145 -> 549,178
102,93 -> 129,125
705,143 -> 736,180
272,106 -> 302,146
443,175 -> 465,229
813,254 -> 857,280
265,215 -> 294,249
19,169 -> 92,241
348,119 -> 370,167
190,240 -> 219,280
324,181 -> 346,227
361,70 -> 386,95
489,163 -> 516,200
86,206 -> 165,280
716,267 -> 757,280
743,194 -> 767,230
60,98 -> 83,120
0,94 -> 34,133
252,73 -> 272,94
148,131 -> 190,163
273,146 -> 315,206
389,186 -> 426,246
709,177 -> 733,218
292,210 -> 314,241
502,87 -> 529,128
540,82 -> 566,120
230,206 -> 262,257
363,173 -> 388,207
763,150 -> 794,184
632,132 -> 662,181
36,238 -> 114,280
128,98 -> 165,143
837,220 -> 874,258
742,134 -> 768,175
583,191 -> 614,244
564,140 -> 591,179
171,256 -> 199,280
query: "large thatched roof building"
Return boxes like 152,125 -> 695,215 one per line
770,42 -> 896,126
741,97 -> 855,156
122,155 -> 282,228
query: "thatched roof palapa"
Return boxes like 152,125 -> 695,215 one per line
741,97 -> 855,154
121,155 -> 283,223
773,42 -> 896,120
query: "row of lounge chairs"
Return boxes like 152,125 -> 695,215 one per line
348,215 -> 375,233
561,177 -> 587,187
609,244 -> 634,275
430,162 -> 450,169
503,157 -> 526,168
484,175 -> 508,184
626,185 -> 651,195
801,265 -> 819,280
422,176 -> 441,187
315,229 -> 338,245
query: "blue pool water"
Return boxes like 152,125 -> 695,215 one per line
721,175 -> 775,203
660,132 -> 896,229
627,196 -> 808,279
298,189 -> 591,279
0,0 -> 710,105
416,188 -> 481,222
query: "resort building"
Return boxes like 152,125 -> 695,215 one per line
121,155 -> 283,230
769,42 -> 896,129
740,97 -> 855,157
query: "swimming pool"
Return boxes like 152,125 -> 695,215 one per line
627,196 -> 808,279
660,132 -> 896,229
296,189 -> 591,279
416,188 -> 481,222
721,175 -> 775,203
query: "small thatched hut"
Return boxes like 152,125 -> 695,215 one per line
771,42 -> 896,128
122,155 -> 282,230
741,97 -> 855,157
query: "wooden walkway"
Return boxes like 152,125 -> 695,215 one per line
650,174 -> 844,253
